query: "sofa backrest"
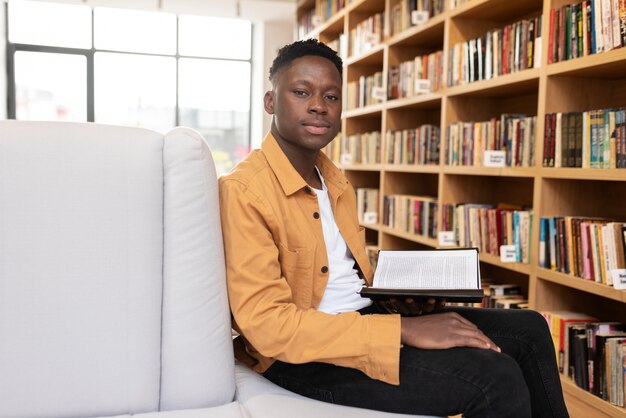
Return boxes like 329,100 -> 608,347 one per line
0,121 -> 234,418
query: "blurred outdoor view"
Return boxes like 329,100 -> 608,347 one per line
9,1 -> 252,175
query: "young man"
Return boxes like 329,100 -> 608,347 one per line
219,39 -> 569,417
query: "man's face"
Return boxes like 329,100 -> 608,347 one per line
265,55 -> 342,154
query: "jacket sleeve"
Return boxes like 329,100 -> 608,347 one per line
219,177 -> 402,385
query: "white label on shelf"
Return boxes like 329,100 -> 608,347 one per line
371,86 -> 386,101
438,231 -> 456,247
414,79 -> 431,94
484,150 -> 507,167
411,10 -> 429,26
340,153 -> 352,165
500,245 -> 517,262
363,212 -> 378,224
312,15 -> 324,27
611,269 -> 626,290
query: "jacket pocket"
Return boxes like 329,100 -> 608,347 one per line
278,243 -> 314,307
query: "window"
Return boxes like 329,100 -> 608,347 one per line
6,1 -> 253,175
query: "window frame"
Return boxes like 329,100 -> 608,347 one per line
4,2 -> 253,145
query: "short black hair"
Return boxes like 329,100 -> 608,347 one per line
269,39 -> 343,83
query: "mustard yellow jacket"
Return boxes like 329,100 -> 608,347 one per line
219,132 -> 401,385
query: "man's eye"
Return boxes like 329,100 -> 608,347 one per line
326,95 -> 339,101
294,90 -> 308,96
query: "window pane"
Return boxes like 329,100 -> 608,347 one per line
15,51 -> 87,122
95,53 -> 176,133
94,8 -> 176,54
179,15 -> 251,60
179,58 -> 251,174
8,1 -> 91,48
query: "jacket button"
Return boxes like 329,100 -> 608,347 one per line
321,266 -> 328,273
313,212 -> 320,219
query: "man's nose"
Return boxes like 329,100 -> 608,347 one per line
308,95 -> 327,114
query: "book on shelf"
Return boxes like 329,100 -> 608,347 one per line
548,0 -> 626,64
387,51 -> 444,99
359,248 -> 484,303
382,194 -> 438,238
356,188 -> 379,225
543,107 -> 626,168
388,0 -> 444,36
386,125 -> 440,166
446,115 -> 536,167
349,11 -> 385,58
539,216 -> 626,286
447,14 -> 542,87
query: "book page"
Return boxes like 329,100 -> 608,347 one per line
372,249 -> 480,289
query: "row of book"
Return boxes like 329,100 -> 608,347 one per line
317,0 -> 346,22
348,11 -> 385,58
543,311 -> 625,407
388,0 -> 445,37
548,0 -> 626,64
445,115 -> 537,167
327,131 -> 382,165
356,188 -> 379,225
297,8 -> 317,40
539,217 -> 626,286
326,33 -> 348,60
382,194 -> 438,238
543,108 -> 626,168
385,125 -> 440,165
387,51 -> 444,99
447,16 -> 542,87
346,71 -> 384,110
441,203 -> 533,264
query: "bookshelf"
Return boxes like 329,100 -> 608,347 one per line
297,0 -> 626,416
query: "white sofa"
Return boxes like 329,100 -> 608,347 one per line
0,121 -> 440,418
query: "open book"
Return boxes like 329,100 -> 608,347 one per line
359,248 -> 484,303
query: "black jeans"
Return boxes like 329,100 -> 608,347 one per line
263,306 -> 569,418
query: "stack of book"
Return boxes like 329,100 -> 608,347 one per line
346,71 -> 384,110
441,203 -> 533,264
297,8 -> 317,39
447,15 -> 542,87
547,1 -> 626,64
388,0 -> 445,36
349,11 -> 385,58
542,311 -> 626,408
356,188 -> 379,225
326,33 -> 348,60
388,51 -> 444,99
382,194 -> 438,238
385,125 -> 440,165
539,217 -> 626,286
446,114 -> 536,167
342,131 -> 381,164
543,108 -> 626,168
317,0 -> 346,22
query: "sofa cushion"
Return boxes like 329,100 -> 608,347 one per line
0,121 -> 164,418
160,128 -> 234,410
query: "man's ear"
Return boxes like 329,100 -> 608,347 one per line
264,91 -> 275,115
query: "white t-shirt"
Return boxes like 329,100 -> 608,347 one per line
313,168 -> 372,314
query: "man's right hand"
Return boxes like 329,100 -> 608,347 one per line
400,312 -> 501,352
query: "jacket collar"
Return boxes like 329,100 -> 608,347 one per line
261,132 -> 348,197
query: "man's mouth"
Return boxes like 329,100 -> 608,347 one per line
302,122 -> 330,135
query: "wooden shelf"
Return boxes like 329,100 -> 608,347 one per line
449,0 -> 542,21
379,225 -> 438,247
337,163 -> 382,171
444,68 -> 540,97
343,102 -> 385,118
537,268 -> 626,303
442,165 -> 537,178
387,13 -> 446,48
382,163 -> 440,174
546,48 -> 626,79
561,377 -> 626,418
479,252 -> 533,275
344,43 -> 385,66
385,93 -> 442,110
539,168 -> 626,182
